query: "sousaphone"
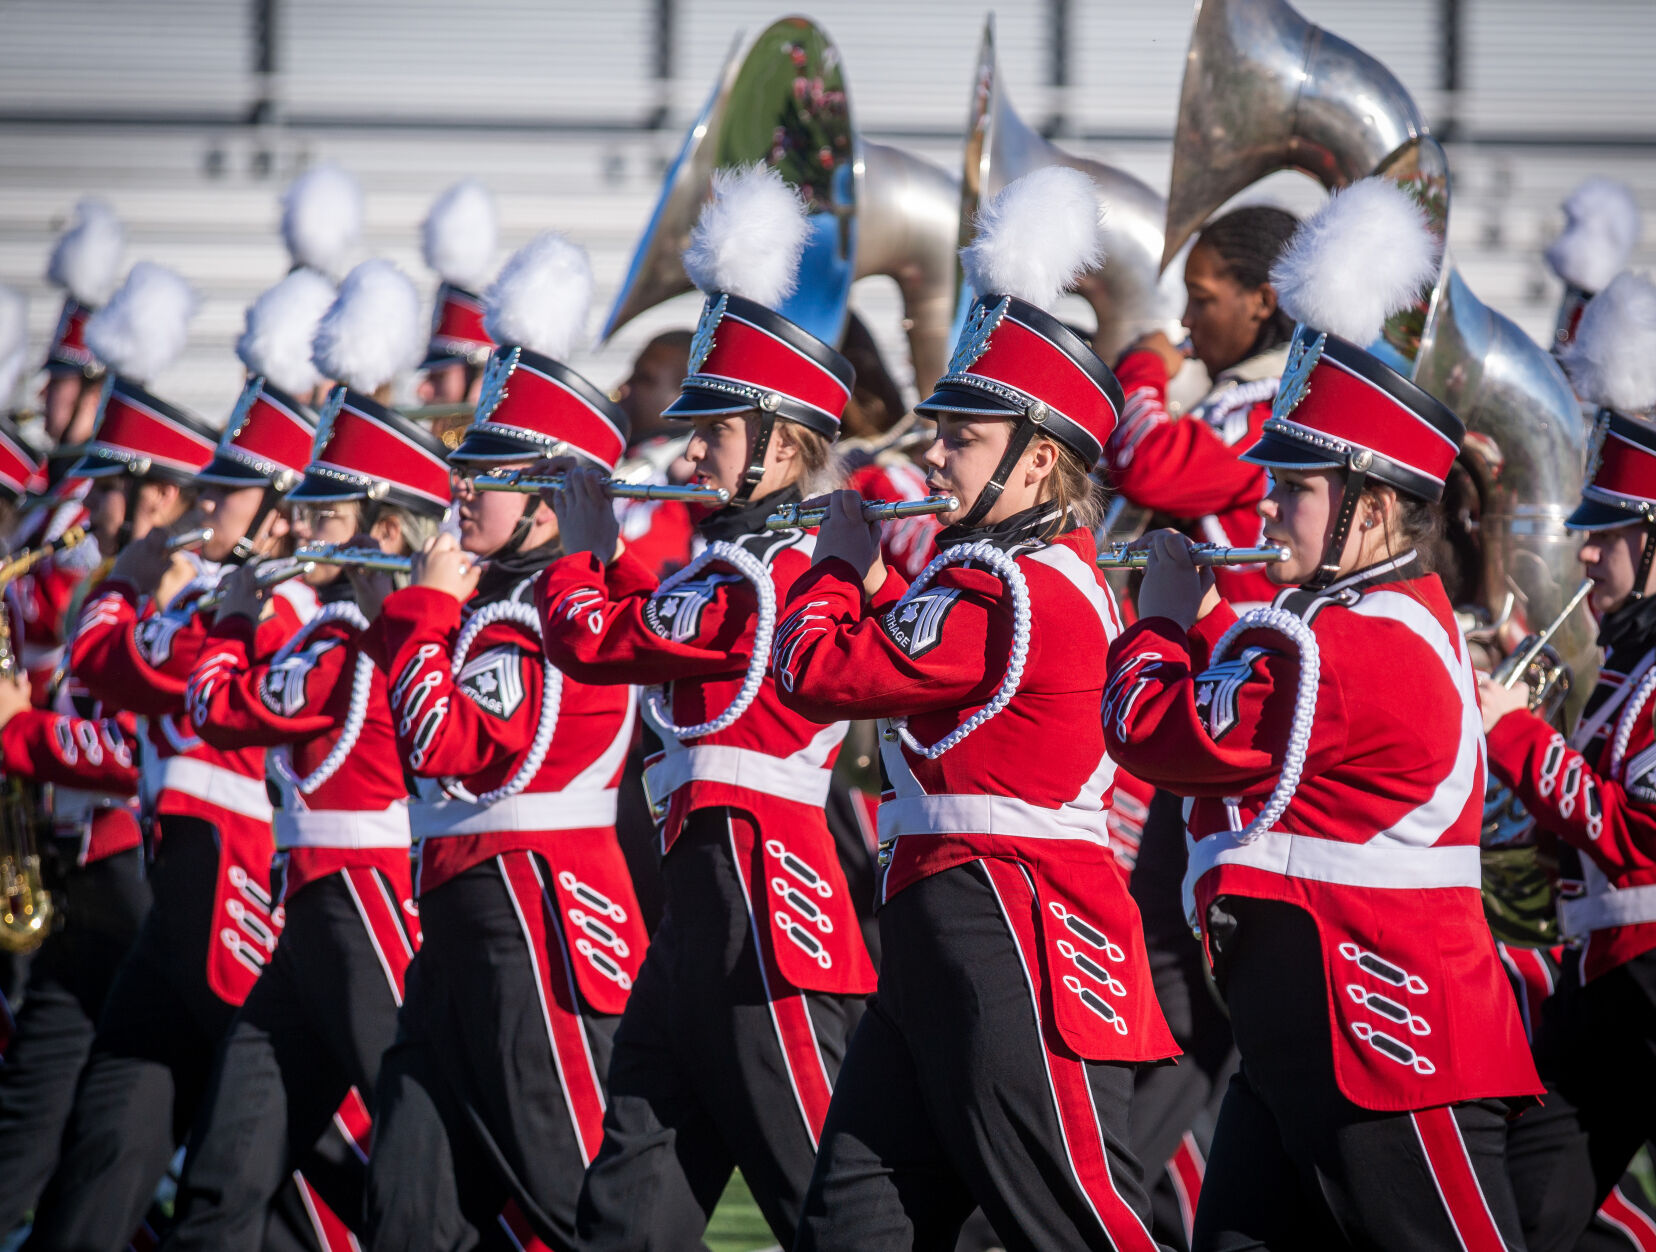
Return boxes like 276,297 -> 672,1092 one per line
601,17 -> 960,396
958,16 -> 1174,361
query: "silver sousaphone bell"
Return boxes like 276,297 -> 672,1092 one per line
601,17 -> 960,396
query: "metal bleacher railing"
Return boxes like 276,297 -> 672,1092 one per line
1,0 -> 1654,418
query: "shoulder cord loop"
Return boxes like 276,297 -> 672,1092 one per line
440,599 -> 561,805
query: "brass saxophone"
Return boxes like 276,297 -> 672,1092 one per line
0,525 -> 88,953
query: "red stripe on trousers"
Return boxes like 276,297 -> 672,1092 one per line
1168,1131 -> 1205,1243
724,813 -> 834,1142
294,1172 -> 362,1252
980,859 -> 1160,1252
497,1198 -> 555,1251
1410,1106 -> 1512,1252
343,867 -> 414,1001
1600,1185 -> 1656,1252
498,852 -> 608,1164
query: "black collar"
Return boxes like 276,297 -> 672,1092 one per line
475,538 -> 560,605
935,503 -> 1061,553
1598,592 -> 1656,667
697,485 -> 802,544
1273,549 -> 1421,621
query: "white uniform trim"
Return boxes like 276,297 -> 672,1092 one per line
410,789 -> 619,838
1560,881 -> 1656,938
878,793 -> 1110,844
274,803 -> 411,850
146,755 -> 273,821
642,718 -> 844,812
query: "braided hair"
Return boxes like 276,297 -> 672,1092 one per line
1195,206 -> 1300,357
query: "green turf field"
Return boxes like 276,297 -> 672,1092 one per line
705,1170 -> 776,1251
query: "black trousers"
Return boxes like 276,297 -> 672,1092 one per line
1128,791 -> 1238,1250
162,867 -> 413,1250
1505,950 -> 1656,1252
367,852 -> 619,1252
797,859 -> 1164,1252
0,846 -> 150,1235
577,807 -> 855,1252
1194,897 -> 1526,1252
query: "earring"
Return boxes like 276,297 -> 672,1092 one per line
1362,517 -> 1375,530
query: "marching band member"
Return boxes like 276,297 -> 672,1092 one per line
26,264 -> 303,1252
39,198 -> 124,457
365,233 -> 646,1250
1103,179 -> 1541,1250
774,167 -> 1176,1252
163,264 -> 432,1251
416,179 -> 498,407
536,167 -> 875,1250
1478,271 -> 1656,1251
1544,178 -> 1640,353
1104,205 -> 1299,611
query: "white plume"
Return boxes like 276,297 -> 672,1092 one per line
961,166 -> 1107,312
83,262 -> 198,383
1272,178 -> 1442,346
46,198 -> 125,305
237,269 -> 337,396
1546,177 -> 1641,294
1561,270 -> 1656,415
0,286 -> 27,406
682,165 -> 808,308
311,259 -> 423,393
422,179 -> 497,290
484,232 -> 593,360
280,163 -> 364,278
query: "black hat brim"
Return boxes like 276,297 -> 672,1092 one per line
1566,497 -> 1649,532
914,382 -> 1026,421
195,455 -> 278,489
447,427 -> 552,465
1238,429 -> 1346,473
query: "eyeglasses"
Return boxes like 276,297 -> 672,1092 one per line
291,505 -> 352,529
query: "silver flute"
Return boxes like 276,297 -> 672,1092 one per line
197,558 -> 315,611
764,493 -> 959,532
1096,542 -> 1291,569
166,526 -> 214,553
471,470 -> 730,506
293,543 -> 416,574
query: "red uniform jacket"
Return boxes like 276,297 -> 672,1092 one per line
846,457 -> 942,582
1104,348 -> 1282,608
540,527 -> 875,995
74,570 -> 316,1003
773,522 -> 1176,1063
187,592 -> 410,909
7,491 -> 100,701
1487,625 -> 1656,980
375,572 -> 644,1013
1104,553 -> 1541,1110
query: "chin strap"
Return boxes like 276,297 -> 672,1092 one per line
1304,450 -> 1373,592
954,406 -> 1046,531
731,402 -> 783,508
226,486 -> 285,567
1634,514 -> 1656,601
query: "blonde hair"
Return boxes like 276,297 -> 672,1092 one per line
1038,439 -> 1103,538
776,421 -> 839,496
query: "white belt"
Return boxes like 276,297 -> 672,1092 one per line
643,745 -> 831,814
1183,827 -> 1482,920
274,803 -> 411,850
877,793 -> 1110,845
409,789 -> 619,839
146,755 -> 273,821
1559,883 -> 1656,940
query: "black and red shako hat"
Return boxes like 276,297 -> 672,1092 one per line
1569,411 -> 1656,531
916,293 -> 1124,467
71,377 -> 217,484
286,386 -> 450,519
197,377 -> 318,492
1241,324 -> 1464,504
664,292 -> 853,439
423,282 -> 495,370
0,417 -> 41,504
450,345 -> 629,470
45,298 -> 100,377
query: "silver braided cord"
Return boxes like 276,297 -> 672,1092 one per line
1610,659 -> 1656,780
270,601 -> 372,795
1209,607 -> 1321,844
644,540 -> 776,739
440,598 -> 561,805
890,540 -> 1032,759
